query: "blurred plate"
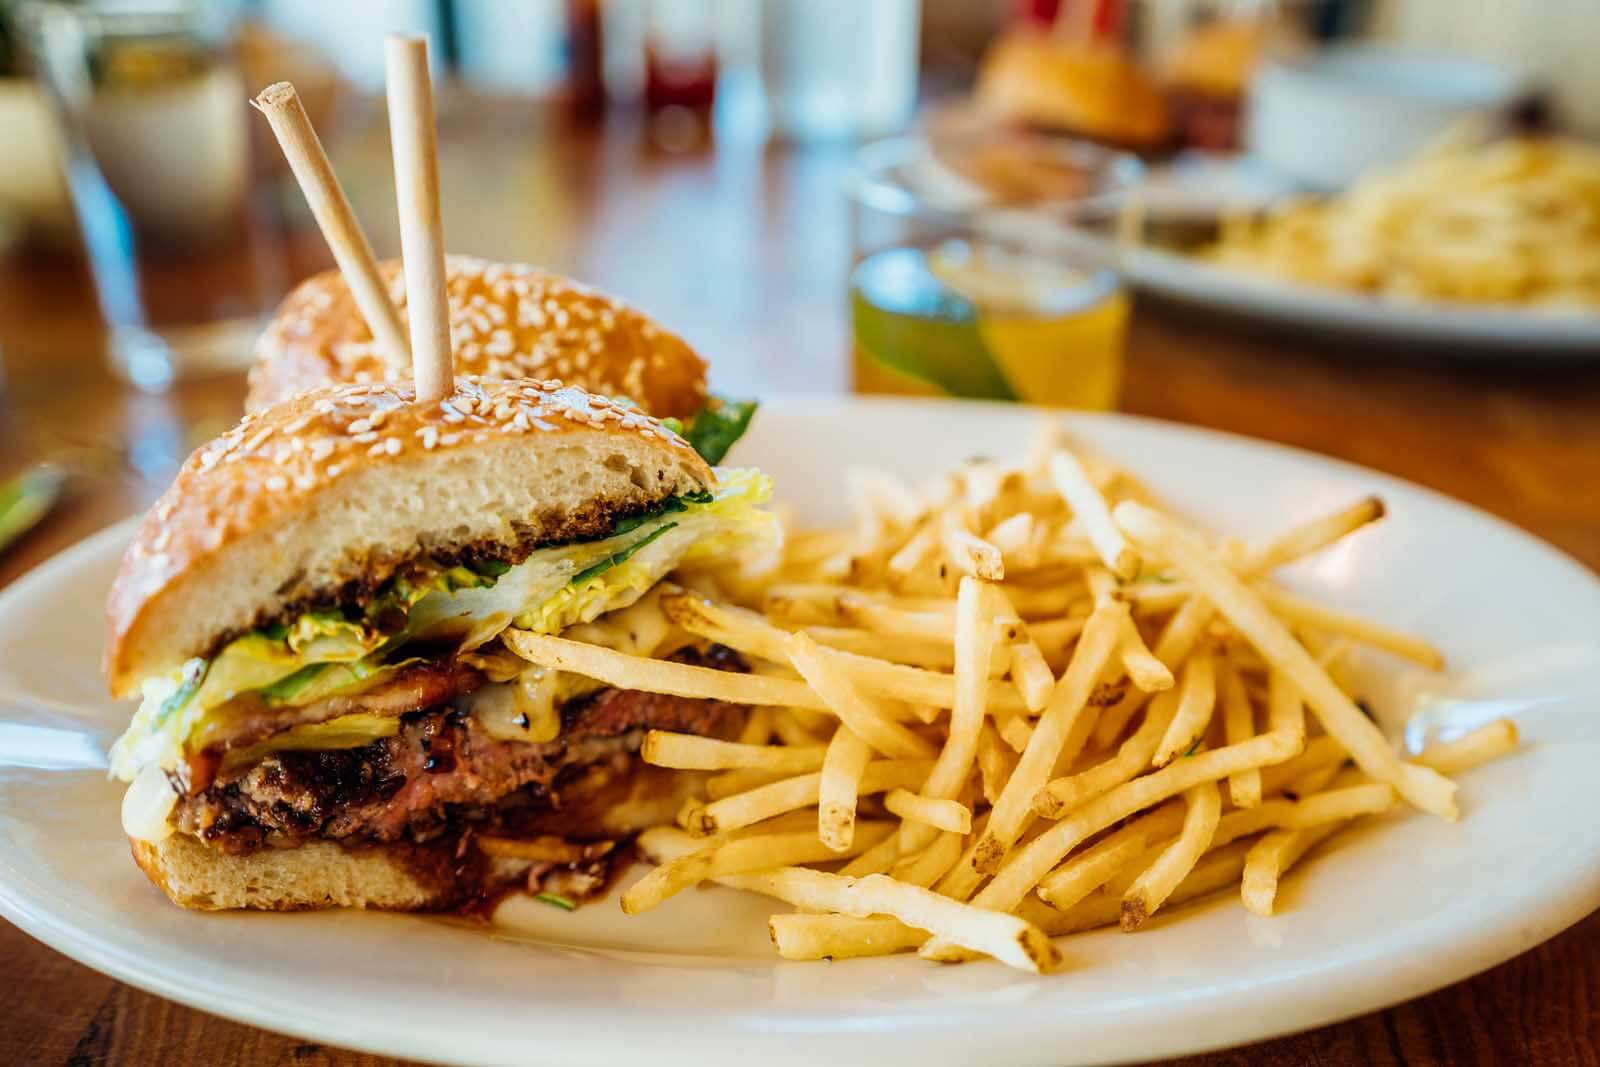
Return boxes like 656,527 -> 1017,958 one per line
1123,243 -> 1600,356
1,397 -> 1599,1066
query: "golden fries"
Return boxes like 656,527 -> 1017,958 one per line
492,434 -> 1518,974
1112,502 -> 1457,819
769,914 -> 927,960
1049,450 -> 1139,579
642,731 -> 826,774
685,760 -> 933,837
818,726 -> 874,851
786,634 -> 936,760
885,789 -> 972,834
723,867 -> 1059,973
1121,782 -> 1221,930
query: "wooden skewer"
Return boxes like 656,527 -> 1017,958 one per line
251,81 -> 409,372
383,35 -> 454,405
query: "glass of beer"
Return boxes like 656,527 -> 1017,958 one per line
846,131 -> 1142,410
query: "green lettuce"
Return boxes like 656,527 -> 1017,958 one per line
665,396 -> 758,465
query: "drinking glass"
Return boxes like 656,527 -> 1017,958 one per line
22,0 -> 287,390
847,130 -> 1142,410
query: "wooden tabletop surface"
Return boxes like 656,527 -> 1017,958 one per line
1,95 -> 1597,1066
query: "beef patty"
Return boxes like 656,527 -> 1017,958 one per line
174,646 -> 744,856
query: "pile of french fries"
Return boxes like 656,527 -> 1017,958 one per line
502,422 -> 1517,973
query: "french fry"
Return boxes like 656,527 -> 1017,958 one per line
977,720 -> 1019,805
994,588 -> 1057,712
1120,782 -> 1221,930
1218,657 -> 1262,808
1112,502 -> 1457,819
818,726 -> 873,851
621,822 -> 893,915
803,626 -> 958,672
1414,719 -> 1519,775
772,708 -> 826,748
1036,685 -> 1180,819
890,830 -> 965,888
1035,802 -> 1186,910
1126,496 -> 1391,616
722,867 -> 1059,973
1204,782 -> 1396,853
975,600 -> 1128,874
1241,823 -> 1343,916
1258,735 -> 1344,797
737,705 -> 775,746
920,578 -> 997,803
939,510 -> 1006,581
1049,450 -> 1139,579
985,512 -> 1036,563
1253,496 -> 1386,572
1091,594 -> 1212,750
886,522 -> 940,585
705,767 -> 787,800
1118,616 -> 1174,692
1154,648 -> 1218,767
1255,584 -> 1445,670
884,789 -> 972,834
687,759 -> 933,837
504,630 -> 828,709
1266,669 -> 1307,748
1000,714 -> 1035,753
1035,841 -> 1257,938
786,633 -> 937,760
769,913 -> 927,960
920,729 -> 1302,959
641,731 -> 826,774
656,593 -> 1030,713
841,832 -> 904,880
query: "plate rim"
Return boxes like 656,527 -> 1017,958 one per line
2,398 -> 1599,1066
1121,243 -> 1600,356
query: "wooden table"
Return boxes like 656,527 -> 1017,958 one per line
1,95 -> 1597,1066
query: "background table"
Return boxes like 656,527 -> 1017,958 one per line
2,96 -> 1597,1066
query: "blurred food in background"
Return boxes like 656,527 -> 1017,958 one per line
849,131 -> 1139,409
1206,134 -> 1600,311
1160,9 -> 1279,152
974,19 -> 1169,154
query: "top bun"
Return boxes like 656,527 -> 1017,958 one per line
106,377 -> 712,696
975,32 -> 1169,150
245,256 -> 708,419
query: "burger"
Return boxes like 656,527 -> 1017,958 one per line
107,376 -> 774,910
246,254 -> 755,464
973,30 -> 1170,154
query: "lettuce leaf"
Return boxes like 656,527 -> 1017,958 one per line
665,396 -> 758,464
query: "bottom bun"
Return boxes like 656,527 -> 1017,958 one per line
129,763 -> 705,912
129,834 -> 503,912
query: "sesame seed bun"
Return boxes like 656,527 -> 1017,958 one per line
244,256 -> 709,419
105,377 -> 713,697
975,32 -> 1170,151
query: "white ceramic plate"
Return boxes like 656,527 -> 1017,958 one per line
3,397 -> 1599,1066
1122,243 -> 1600,357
